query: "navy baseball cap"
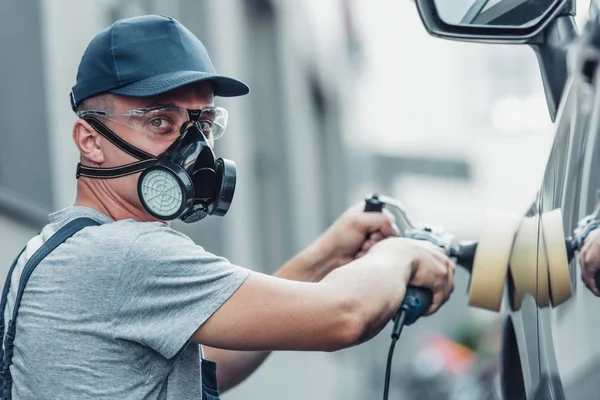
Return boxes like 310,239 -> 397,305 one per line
70,15 -> 250,111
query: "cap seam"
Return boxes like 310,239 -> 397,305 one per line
174,20 -> 187,65
111,21 -> 123,86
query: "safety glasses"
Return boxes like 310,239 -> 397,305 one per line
76,105 -> 228,142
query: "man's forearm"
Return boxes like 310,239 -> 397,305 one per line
204,247 -> 334,393
274,244 -> 339,282
202,346 -> 270,393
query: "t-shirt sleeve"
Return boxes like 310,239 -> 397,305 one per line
112,223 -> 251,359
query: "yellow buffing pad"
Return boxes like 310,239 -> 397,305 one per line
541,208 -> 572,306
509,216 -> 538,310
536,234 -> 550,308
468,210 -> 521,311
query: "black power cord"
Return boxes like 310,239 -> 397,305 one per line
383,309 -> 408,400
362,193 -> 433,400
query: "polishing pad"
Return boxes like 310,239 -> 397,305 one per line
536,233 -> 551,308
509,216 -> 538,310
468,210 -> 521,311
541,208 -> 572,307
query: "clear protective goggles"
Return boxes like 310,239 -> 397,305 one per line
76,105 -> 228,142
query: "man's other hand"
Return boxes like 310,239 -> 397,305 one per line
310,201 -> 400,270
579,228 -> 600,296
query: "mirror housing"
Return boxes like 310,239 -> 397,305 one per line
413,0 -> 577,121
414,0 -> 572,43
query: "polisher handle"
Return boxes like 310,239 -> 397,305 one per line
363,193 -> 432,326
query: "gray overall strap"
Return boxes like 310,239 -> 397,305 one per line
0,248 -> 25,372
0,218 -> 100,400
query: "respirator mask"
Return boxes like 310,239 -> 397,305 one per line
76,106 -> 236,223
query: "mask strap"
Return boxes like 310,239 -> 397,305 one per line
84,117 -> 156,160
76,117 -> 158,179
76,159 -> 158,179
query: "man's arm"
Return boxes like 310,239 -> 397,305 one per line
194,237 -> 454,390
202,201 -> 399,392
202,247 -> 338,392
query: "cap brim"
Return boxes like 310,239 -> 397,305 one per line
110,70 -> 250,98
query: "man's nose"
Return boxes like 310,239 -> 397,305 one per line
179,121 -> 194,134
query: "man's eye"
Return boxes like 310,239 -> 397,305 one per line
199,120 -> 212,133
150,118 -> 168,128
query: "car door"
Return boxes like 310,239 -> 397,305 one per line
537,39 -> 600,398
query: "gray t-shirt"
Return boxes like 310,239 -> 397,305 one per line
3,206 -> 250,399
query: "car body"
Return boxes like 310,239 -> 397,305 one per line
413,0 -> 600,398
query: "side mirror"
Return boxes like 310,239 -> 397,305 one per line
413,0 -> 578,122
414,0 -> 570,43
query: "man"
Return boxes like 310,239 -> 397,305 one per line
2,15 -> 455,399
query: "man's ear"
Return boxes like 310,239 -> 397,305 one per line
73,119 -> 104,164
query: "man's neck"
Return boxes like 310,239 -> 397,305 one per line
74,179 -> 162,223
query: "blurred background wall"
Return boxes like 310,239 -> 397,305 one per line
0,0 -> 592,399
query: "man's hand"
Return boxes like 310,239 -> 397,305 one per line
579,228 -> 600,296
308,200 -> 400,270
371,237 -> 455,317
